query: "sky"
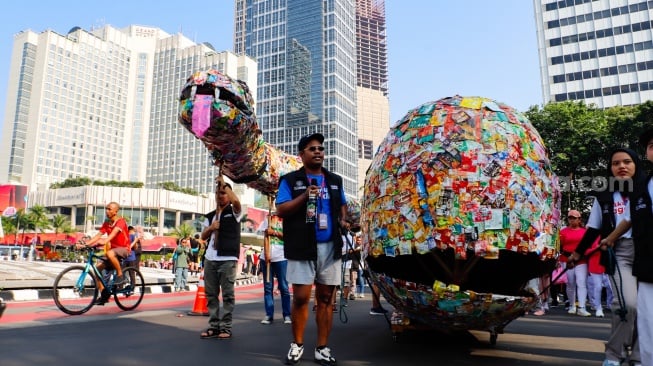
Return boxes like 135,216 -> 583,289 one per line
0,0 -> 542,143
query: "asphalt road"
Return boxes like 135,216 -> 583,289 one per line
0,285 -> 611,366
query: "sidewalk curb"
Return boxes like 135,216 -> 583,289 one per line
0,276 -> 261,302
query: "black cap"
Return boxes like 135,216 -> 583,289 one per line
639,128 -> 653,148
298,133 -> 325,151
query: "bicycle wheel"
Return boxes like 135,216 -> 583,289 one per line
114,267 -> 145,311
53,265 -> 98,315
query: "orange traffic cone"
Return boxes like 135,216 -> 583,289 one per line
188,271 -> 209,316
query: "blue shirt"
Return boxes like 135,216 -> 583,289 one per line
277,173 -> 347,243
124,233 -> 136,261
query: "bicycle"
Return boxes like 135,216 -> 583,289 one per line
52,246 -> 145,315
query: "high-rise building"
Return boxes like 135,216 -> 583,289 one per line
146,33 -> 257,196
235,0 -> 359,198
355,0 -> 389,196
534,0 -> 653,108
234,0 -> 247,56
0,25 -> 257,196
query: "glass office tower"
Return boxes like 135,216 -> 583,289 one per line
235,0 -> 359,198
355,0 -> 389,195
0,25 -> 256,195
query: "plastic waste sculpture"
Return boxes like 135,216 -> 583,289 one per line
178,69 -> 561,343
361,96 -> 561,341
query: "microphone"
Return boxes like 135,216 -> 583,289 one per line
306,178 -> 318,223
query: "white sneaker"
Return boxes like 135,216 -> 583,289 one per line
261,316 -> 272,325
358,293 -> 365,298
577,308 -> 592,317
286,342 -> 303,364
314,346 -> 337,365
283,316 -> 292,324
567,306 -> 577,314
595,309 -> 605,318
601,359 -> 620,366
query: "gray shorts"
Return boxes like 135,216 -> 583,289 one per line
111,247 -> 130,259
287,241 -> 342,286
343,270 -> 351,286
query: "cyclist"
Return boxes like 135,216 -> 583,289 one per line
77,201 -> 131,305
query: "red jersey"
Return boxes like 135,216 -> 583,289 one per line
559,226 -> 587,264
99,218 -> 130,249
587,238 -> 605,274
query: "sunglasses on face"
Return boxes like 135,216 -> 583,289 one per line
567,216 -> 580,220
305,146 -> 325,152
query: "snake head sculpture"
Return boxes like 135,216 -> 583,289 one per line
178,69 -> 301,196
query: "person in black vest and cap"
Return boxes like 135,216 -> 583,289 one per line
630,127 -> 653,366
277,133 -> 348,366
569,147 -> 647,366
199,179 -> 241,340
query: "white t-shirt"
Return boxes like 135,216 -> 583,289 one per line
586,192 -> 631,238
341,233 -> 353,270
259,216 -> 286,263
203,206 -> 243,261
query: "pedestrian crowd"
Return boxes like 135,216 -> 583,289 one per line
489,131 -> 653,366
549,130 -> 653,366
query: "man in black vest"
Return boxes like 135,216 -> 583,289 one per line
199,181 -> 241,340
277,133 -> 348,366
632,127 -> 653,366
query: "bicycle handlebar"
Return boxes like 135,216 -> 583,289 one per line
75,243 -> 105,257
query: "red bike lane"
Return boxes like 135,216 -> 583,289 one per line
0,282 -> 264,325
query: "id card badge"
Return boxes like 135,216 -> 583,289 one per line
318,213 -> 328,230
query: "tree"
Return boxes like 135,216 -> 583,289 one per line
11,209 -> 32,244
605,100 -> 653,156
526,101 -> 611,214
51,214 -> 74,241
170,222 -> 196,240
49,177 -> 144,189
1,216 -> 16,238
158,182 -> 198,195
527,101 -> 609,176
27,205 -> 51,233
525,100 -> 653,215
49,177 -> 92,189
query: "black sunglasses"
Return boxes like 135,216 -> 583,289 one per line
567,216 -> 580,219
305,146 -> 325,152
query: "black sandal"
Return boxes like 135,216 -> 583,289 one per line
217,329 -> 232,339
200,328 -> 219,339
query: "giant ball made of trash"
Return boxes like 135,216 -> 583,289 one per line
361,96 -> 561,328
